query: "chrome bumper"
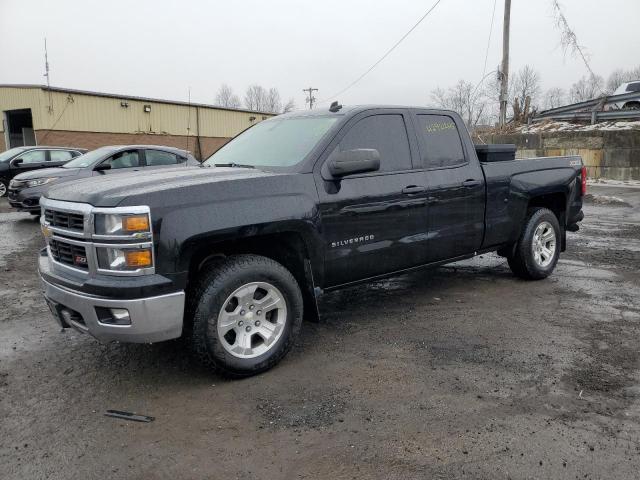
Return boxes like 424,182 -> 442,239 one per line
41,277 -> 185,343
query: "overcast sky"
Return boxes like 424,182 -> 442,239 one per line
1,0 -> 638,110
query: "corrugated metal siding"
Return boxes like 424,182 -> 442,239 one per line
0,87 -> 45,132
1,86 -> 272,137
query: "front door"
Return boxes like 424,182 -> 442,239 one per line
316,111 -> 430,287
11,149 -> 47,175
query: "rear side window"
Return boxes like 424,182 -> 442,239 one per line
336,114 -> 412,172
626,82 -> 640,92
102,150 -> 140,170
417,115 -> 465,168
145,150 -> 179,166
49,150 -> 74,162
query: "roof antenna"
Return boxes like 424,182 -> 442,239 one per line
44,38 -> 53,113
186,87 -> 191,167
329,101 -> 342,112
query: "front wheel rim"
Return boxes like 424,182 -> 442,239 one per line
532,221 -> 556,268
216,281 -> 287,359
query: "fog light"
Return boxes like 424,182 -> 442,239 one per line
96,307 -> 131,325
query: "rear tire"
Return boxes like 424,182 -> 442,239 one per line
507,208 -> 561,280
0,178 -> 8,197
188,254 -> 303,377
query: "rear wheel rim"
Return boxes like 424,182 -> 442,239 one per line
532,221 -> 556,268
0,181 -> 6,197
216,281 -> 287,359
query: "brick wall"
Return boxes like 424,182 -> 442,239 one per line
34,130 -> 231,160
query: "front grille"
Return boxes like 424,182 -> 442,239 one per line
48,238 -> 89,270
44,209 -> 85,231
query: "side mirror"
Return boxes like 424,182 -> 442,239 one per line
94,163 -> 112,172
328,149 -> 380,177
12,158 -> 24,166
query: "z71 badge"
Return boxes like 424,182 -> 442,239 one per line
331,235 -> 375,248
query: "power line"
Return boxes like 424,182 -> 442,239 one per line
481,0 -> 498,81
317,0 -> 445,105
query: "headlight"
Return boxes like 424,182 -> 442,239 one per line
94,213 -> 151,236
27,177 -> 58,188
96,246 -> 153,271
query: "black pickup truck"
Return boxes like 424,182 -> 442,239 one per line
38,105 -> 585,377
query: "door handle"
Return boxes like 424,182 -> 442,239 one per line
402,185 -> 426,195
462,179 -> 481,188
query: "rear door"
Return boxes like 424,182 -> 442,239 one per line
315,110 -> 430,287
412,112 -> 485,261
142,149 -> 185,170
48,149 -> 76,167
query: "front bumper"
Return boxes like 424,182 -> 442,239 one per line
40,256 -> 185,344
7,187 -> 42,212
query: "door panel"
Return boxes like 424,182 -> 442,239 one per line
412,113 -> 485,261
316,112 -> 429,287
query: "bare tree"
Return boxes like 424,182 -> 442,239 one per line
244,85 -> 268,111
569,75 -> 604,102
511,65 -> 541,110
543,87 -> 566,109
606,66 -> 640,94
265,87 -> 282,113
214,84 -> 241,109
430,80 -> 488,127
282,98 -> 296,113
244,85 -> 286,113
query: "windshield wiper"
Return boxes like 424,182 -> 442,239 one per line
213,163 -> 255,169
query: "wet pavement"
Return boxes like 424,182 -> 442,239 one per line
1,185 -> 640,480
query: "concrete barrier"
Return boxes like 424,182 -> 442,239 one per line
488,130 -> 640,180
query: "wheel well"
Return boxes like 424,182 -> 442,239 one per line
187,232 -> 312,294
528,192 -> 566,224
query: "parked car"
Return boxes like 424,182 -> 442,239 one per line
612,81 -> 640,109
38,105 -> 585,377
8,145 -> 198,213
0,146 -> 86,197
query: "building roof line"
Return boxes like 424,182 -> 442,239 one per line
0,84 -> 276,116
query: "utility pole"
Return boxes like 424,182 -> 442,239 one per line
498,0 -> 511,128
303,87 -> 318,110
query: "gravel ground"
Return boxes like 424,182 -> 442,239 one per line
1,184 -> 640,480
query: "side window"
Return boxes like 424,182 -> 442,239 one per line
145,150 -> 179,166
49,150 -> 74,162
17,150 -> 46,164
626,82 -> 640,93
335,114 -> 412,172
417,115 -> 465,169
102,150 -> 140,170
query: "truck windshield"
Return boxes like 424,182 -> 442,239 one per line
62,147 -> 115,168
204,116 -> 338,168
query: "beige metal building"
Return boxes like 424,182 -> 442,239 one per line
0,85 -> 274,159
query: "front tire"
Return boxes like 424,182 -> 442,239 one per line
188,254 -> 303,377
507,208 -> 561,280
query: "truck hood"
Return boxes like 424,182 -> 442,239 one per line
44,166 -> 282,207
13,167 -> 83,180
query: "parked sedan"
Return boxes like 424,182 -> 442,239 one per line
0,146 -> 87,197
8,145 -> 198,213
